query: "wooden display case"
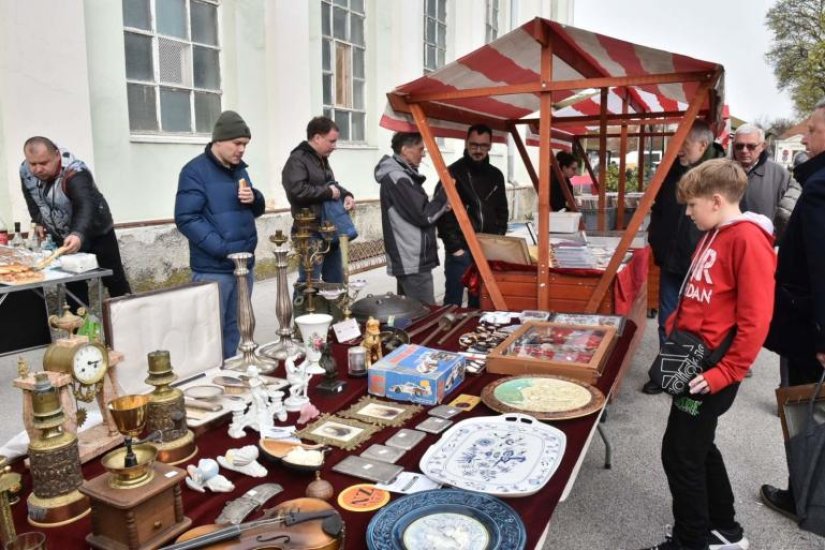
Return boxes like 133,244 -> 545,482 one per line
486,322 -> 617,383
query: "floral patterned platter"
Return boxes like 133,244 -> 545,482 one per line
419,413 -> 566,498
366,488 -> 526,550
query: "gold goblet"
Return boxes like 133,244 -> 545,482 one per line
107,395 -> 149,468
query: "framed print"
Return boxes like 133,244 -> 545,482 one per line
296,415 -> 380,451
338,396 -> 422,427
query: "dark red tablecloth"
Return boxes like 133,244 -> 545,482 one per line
11,316 -> 636,549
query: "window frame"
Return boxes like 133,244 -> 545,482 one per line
123,0 -> 223,139
423,0 -> 447,74
485,0 -> 500,43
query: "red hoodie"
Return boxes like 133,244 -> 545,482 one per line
666,212 -> 776,394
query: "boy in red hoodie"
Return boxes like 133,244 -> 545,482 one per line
640,159 -> 776,550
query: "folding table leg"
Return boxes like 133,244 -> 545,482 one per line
598,408 -> 612,469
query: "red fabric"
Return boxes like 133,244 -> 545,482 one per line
666,220 -> 776,393
10,317 -> 637,549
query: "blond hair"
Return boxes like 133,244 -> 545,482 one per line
677,159 -> 747,203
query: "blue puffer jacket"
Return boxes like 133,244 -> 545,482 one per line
175,145 -> 266,273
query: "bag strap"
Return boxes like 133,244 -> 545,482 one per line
673,229 -> 719,325
705,326 -> 737,366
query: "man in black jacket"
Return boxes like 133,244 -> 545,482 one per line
436,124 -> 508,307
282,117 -> 355,284
644,120 -> 724,394
761,99 -> 825,522
20,136 -> 131,309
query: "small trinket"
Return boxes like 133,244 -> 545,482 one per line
306,471 -> 334,501
217,445 -> 267,477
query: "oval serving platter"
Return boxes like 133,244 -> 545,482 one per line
366,488 -> 526,550
480,374 -> 606,421
419,413 -> 566,498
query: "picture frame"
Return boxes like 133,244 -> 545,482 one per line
295,414 -> 380,451
338,396 -> 422,427
486,322 -> 617,383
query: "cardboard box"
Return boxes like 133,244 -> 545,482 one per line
368,344 -> 465,405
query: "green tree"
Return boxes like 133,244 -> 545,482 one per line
765,0 -> 825,116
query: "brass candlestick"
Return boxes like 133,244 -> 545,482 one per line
26,373 -> 90,527
223,252 -> 279,373
292,208 -> 336,313
258,230 -> 302,361
0,457 -> 21,546
145,351 -> 197,465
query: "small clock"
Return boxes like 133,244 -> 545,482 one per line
43,340 -> 110,404
72,344 -> 108,385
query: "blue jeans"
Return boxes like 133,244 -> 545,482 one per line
443,249 -> 479,307
193,270 -> 253,360
658,270 -> 684,347
297,242 -> 343,285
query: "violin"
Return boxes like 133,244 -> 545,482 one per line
163,498 -> 344,550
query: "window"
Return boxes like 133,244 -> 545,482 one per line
485,0 -> 499,43
321,0 -> 366,142
122,0 -> 221,135
423,0 -> 447,73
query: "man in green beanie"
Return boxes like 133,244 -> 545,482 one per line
175,110 -> 266,359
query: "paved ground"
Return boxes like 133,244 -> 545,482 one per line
1,259 -> 822,549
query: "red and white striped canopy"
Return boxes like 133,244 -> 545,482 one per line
380,17 -> 724,151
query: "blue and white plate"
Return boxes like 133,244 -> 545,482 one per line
366,488 -> 526,550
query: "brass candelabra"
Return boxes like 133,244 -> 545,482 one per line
292,208 -> 336,314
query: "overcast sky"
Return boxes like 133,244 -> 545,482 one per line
572,0 -> 797,123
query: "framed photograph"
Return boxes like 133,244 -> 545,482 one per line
486,322 -> 617,384
338,396 -> 422,427
296,415 -> 380,451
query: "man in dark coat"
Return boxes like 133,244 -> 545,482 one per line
281,117 -> 355,285
21,136 -> 131,309
176,110 -> 266,359
761,99 -> 825,521
435,124 -> 508,307
733,123 -> 792,222
644,120 -> 724,394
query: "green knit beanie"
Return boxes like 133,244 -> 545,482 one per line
212,110 -> 251,142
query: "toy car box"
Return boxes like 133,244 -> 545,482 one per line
368,344 -> 465,405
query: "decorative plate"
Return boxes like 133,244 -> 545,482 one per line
366,489 -> 526,550
419,414 -> 565,498
480,374 -> 606,421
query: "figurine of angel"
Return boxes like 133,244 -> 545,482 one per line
227,365 -> 287,438
284,354 -> 310,412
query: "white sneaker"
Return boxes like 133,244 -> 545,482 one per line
709,529 -> 749,550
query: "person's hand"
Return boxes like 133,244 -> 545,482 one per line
62,234 -> 82,254
688,373 -> 710,395
817,352 -> 825,369
329,185 -> 341,200
238,186 -> 254,204
343,195 -> 355,211
452,250 -> 466,257
35,225 -> 45,240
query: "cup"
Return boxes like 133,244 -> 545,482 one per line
347,346 -> 367,377
5,532 -> 46,550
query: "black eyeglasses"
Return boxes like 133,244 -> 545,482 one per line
468,142 -> 492,150
734,143 -> 760,151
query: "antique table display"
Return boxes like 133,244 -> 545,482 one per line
480,374 -> 606,421
338,397 -> 422,427
25,372 -> 90,527
419,414 -> 566,497
486,322 -> 617,383
144,351 -> 197,465
366,488 -> 527,550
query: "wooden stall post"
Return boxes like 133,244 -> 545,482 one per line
509,126 -> 539,191
597,87 -> 608,231
617,94 -> 629,229
638,124 -> 646,192
535,30 -> 554,309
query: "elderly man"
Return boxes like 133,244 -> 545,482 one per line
644,120 -> 724,394
733,124 -> 792,221
282,116 -> 355,286
21,136 -> 131,309
375,132 -> 450,305
436,124 -> 508,307
176,110 -> 266,359
761,99 -> 825,524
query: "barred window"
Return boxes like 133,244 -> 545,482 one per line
123,0 -> 222,135
321,0 -> 366,142
485,0 -> 500,43
423,0 -> 447,73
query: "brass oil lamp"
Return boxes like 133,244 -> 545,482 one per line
26,372 -> 90,527
145,351 -> 197,465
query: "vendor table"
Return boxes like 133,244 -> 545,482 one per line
0,268 -> 113,355
9,317 -> 636,549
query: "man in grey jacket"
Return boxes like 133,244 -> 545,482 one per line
734,124 -> 793,225
374,132 -> 450,305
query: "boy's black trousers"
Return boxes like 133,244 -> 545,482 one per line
661,383 -> 741,549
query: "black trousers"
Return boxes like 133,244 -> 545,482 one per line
66,228 -> 131,310
661,383 -> 740,549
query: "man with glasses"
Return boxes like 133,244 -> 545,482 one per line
733,124 -> 793,222
436,124 -> 508,307
282,116 -> 355,285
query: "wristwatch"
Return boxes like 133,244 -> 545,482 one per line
215,483 -> 284,525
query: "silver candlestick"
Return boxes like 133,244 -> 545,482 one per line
258,231 -> 302,361
224,252 -> 279,373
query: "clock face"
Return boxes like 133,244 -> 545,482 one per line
72,344 -> 107,385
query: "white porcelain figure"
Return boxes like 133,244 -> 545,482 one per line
217,445 -> 267,478
226,365 -> 287,438
185,458 -> 235,493
283,354 -> 309,412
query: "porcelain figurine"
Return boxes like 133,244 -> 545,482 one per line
297,403 -> 320,425
185,458 -> 235,493
226,365 -> 287,438
284,354 -> 310,412
217,445 -> 267,478
362,317 -> 383,369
